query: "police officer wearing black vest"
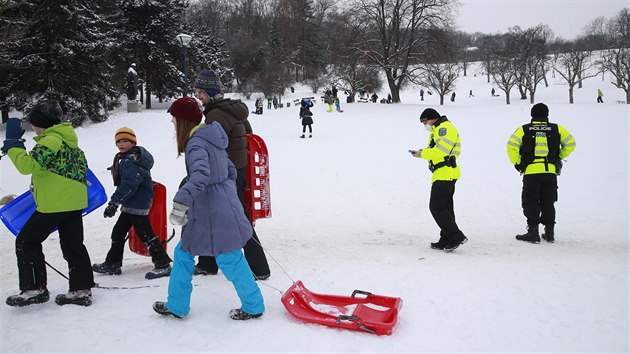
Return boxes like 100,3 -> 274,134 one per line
507,103 -> 576,243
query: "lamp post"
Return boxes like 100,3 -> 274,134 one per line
176,33 -> 192,96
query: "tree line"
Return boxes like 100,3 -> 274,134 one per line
1,0 -> 629,125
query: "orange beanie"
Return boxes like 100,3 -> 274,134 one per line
115,127 -> 137,144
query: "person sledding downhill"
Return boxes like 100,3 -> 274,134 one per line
92,127 -> 172,279
410,108 -> 468,252
3,100 -> 95,307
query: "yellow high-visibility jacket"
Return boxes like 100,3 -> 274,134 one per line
419,119 -> 461,182
507,120 -> 576,175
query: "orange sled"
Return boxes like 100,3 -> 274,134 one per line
281,280 -> 403,335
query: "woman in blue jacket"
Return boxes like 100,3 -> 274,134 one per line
153,97 -> 264,320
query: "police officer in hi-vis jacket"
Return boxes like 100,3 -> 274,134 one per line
411,108 -> 468,252
507,103 -> 576,244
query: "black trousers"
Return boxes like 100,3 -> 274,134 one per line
105,212 -> 172,267
429,180 -> 465,242
16,210 -> 94,291
302,124 -> 312,133
521,173 -> 558,226
198,167 -> 270,276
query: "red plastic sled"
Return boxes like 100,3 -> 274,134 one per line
244,134 -> 271,224
128,181 -> 168,256
281,280 -> 403,336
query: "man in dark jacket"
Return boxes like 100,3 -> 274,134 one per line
192,70 -> 271,280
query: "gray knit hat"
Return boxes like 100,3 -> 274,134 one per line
193,70 -> 223,97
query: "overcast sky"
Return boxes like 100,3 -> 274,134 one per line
457,0 -> 628,39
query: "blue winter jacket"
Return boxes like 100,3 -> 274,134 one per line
174,122 -> 253,256
110,146 -> 154,215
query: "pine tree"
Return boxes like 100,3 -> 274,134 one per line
117,0 -> 186,108
1,0 -> 119,125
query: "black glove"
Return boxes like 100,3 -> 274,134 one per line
2,118 -> 26,154
103,202 -> 119,218
514,163 -> 522,172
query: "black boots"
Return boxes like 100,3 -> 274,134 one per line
516,224 -> 541,243
6,288 -> 49,307
542,224 -> 555,243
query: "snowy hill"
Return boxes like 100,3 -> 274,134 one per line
1,63 -> 628,353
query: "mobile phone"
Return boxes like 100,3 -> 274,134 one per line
408,150 -> 416,154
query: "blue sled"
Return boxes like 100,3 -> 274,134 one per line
0,169 -> 107,236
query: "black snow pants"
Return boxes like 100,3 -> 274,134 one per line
16,210 -> 94,291
429,180 -> 466,243
521,173 -> 558,226
105,212 -> 172,267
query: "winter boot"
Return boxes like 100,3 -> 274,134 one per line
55,289 -> 92,306
300,134 -> 305,138
153,301 -> 182,318
145,264 -> 171,280
444,235 -> 468,252
194,265 -> 218,276
6,288 -> 49,307
430,236 -> 447,250
542,224 -> 555,243
92,262 -> 122,275
516,224 -> 540,243
308,134 -> 312,138
229,308 -> 263,321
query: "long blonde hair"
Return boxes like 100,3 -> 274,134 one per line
174,118 -> 198,156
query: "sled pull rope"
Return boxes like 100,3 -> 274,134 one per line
249,236 -> 296,294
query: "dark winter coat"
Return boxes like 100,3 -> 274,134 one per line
300,106 -> 313,125
109,146 -> 154,215
174,122 -> 253,256
203,99 -> 252,169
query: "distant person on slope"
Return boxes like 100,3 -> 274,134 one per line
192,70 -> 270,280
597,89 -> 603,103
409,108 -> 467,251
507,103 -> 576,244
299,98 -> 314,138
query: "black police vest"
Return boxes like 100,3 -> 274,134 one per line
520,122 -> 560,170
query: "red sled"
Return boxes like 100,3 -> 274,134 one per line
281,280 -> 403,336
128,181 -> 169,256
244,134 -> 271,224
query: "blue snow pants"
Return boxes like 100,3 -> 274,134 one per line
165,241 -> 265,317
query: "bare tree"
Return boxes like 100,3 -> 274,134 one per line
411,62 -> 460,105
553,50 -> 601,103
509,25 -> 549,103
351,0 -> 454,103
601,48 -> 630,104
489,56 -> 518,104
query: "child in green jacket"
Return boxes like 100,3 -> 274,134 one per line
2,100 -> 94,307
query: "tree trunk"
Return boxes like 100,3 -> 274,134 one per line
439,95 -> 444,105
569,86 -> 574,104
387,76 -> 401,103
145,85 -> 152,109
529,91 -> 535,104
626,89 -> 630,104
1,110 -> 8,124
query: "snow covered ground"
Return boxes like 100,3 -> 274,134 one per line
1,65 -> 628,353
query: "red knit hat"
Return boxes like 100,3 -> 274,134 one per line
168,97 -> 202,123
